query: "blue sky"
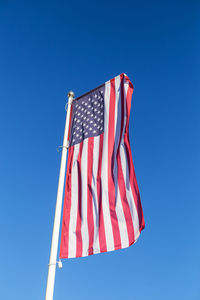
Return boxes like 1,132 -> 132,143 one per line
0,1 -> 199,299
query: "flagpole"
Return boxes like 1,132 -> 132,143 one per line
45,91 -> 74,300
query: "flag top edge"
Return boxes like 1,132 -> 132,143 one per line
75,73 -> 133,101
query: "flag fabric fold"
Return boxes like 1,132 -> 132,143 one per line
60,73 -> 145,259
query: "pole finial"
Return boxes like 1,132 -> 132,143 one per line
67,91 -> 75,99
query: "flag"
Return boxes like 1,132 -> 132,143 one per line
59,73 -> 145,259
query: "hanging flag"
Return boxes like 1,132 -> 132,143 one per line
59,73 -> 145,259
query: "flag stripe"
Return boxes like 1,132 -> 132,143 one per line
59,146 -> 74,258
96,133 -> 107,253
107,78 -> 121,249
80,140 -> 89,256
87,137 -> 95,255
101,80 -> 115,252
75,142 -> 83,257
91,136 -> 100,254
113,75 -> 129,248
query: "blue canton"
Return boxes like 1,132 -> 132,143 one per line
69,86 -> 105,146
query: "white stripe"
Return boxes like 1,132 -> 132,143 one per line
113,75 -> 129,248
81,139 -> 89,256
91,135 -> 100,253
120,78 -> 140,239
68,144 -> 80,258
101,81 -> 115,251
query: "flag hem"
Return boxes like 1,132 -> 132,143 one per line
60,224 -> 144,259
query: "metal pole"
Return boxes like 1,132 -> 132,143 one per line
45,91 -> 74,300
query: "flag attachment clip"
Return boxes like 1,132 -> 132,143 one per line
58,260 -> 63,269
57,142 -> 69,152
48,260 -> 63,269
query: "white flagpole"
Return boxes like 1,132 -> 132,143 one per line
45,91 -> 74,300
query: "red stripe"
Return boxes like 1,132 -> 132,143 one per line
116,74 -> 135,245
59,146 -> 74,258
124,79 -> 145,232
87,137 -> 94,255
76,142 -> 83,257
97,133 -> 107,252
107,78 -> 121,249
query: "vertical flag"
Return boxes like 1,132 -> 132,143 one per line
60,73 -> 145,258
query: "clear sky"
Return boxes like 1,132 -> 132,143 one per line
0,1 -> 199,299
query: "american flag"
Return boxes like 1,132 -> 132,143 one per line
60,73 -> 145,259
